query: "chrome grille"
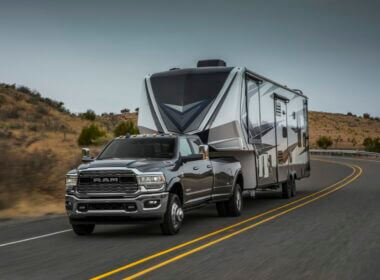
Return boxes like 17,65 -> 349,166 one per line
77,170 -> 138,194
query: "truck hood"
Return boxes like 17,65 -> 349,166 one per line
78,158 -> 175,173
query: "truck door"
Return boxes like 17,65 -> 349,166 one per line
187,137 -> 213,205
274,95 -> 289,183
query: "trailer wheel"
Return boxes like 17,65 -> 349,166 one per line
72,224 -> 95,236
226,184 -> 243,217
281,178 -> 292,199
291,177 -> 296,197
161,193 -> 183,235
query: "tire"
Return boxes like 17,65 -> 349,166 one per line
161,193 -> 184,235
226,184 -> 243,217
216,201 -> 228,217
282,177 -> 292,199
72,224 -> 95,236
290,177 -> 296,197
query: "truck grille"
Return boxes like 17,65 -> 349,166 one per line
77,170 -> 138,194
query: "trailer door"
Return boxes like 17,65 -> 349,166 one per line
274,95 -> 289,183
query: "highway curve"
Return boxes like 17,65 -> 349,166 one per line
0,157 -> 379,280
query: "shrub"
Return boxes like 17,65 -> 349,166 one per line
363,113 -> 370,119
363,137 -> 380,152
347,112 -> 353,116
16,85 -> 33,95
36,104 -> 49,115
113,121 -> 139,137
77,124 -> 106,146
316,136 -> 333,149
79,109 -> 96,121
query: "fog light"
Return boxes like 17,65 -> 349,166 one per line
144,199 -> 160,208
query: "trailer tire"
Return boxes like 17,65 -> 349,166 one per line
281,178 -> 292,199
291,177 -> 296,197
161,193 -> 183,235
72,224 -> 95,236
226,184 -> 243,217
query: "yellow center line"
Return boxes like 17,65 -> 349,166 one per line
90,159 -> 359,280
123,164 -> 362,279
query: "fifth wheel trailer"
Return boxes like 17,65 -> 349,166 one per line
138,59 -> 310,193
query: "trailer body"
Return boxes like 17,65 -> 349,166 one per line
138,63 -> 310,190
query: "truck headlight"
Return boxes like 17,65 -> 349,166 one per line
137,174 -> 165,190
65,174 -> 78,194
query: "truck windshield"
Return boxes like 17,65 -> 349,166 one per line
98,138 -> 176,159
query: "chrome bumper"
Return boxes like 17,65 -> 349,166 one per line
65,192 -> 169,222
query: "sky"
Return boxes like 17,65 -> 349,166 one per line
0,0 -> 379,116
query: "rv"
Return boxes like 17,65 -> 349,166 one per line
138,59 -> 310,196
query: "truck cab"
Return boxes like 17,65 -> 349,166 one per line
65,134 -> 243,235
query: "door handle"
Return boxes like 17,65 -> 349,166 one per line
193,166 -> 199,170
207,165 -> 212,168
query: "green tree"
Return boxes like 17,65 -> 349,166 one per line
316,136 -> 333,149
363,137 -> 380,152
113,121 -> 139,137
77,124 -> 105,146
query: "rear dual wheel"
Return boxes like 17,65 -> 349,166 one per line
216,184 -> 243,217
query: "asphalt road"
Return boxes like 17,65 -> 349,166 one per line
0,157 -> 379,280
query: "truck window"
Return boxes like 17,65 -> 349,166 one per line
179,138 -> 192,157
189,138 -> 202,154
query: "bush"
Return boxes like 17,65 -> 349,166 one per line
363,113 -> 370,119
363,137 -> 380,153
316,136 -> 333,149
79,109 -> 96,121
113,121 -> 139,137
77,124 -> 106,146
36,104 -> 49,115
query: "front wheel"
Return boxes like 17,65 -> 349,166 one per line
161,193 -> 184,235
72,224 -> 95,236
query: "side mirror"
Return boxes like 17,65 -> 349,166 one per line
199,144 -> 209,160
82,148 -> 93,163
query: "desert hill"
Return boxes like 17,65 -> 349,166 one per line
0,83 -> 379,218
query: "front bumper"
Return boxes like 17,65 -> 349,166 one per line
65,192 -> 169,224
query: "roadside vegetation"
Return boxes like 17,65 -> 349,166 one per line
363,137 -> 380,153
316,136 -> 333,149
113,120 -> 139,137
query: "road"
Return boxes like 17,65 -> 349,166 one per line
0,157 -> 379,280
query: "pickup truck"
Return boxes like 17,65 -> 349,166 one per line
65,134 -> 243,235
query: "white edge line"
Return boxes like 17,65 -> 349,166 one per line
0,229 -> 72,248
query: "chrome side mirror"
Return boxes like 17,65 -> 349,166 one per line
199,144 -> 209,160
81,148 -> 93,163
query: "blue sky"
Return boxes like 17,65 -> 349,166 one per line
0,0 -> 379,116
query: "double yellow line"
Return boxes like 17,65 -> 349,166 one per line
91,160 -> 362,280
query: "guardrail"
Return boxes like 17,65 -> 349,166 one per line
310,149 -> 380,158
